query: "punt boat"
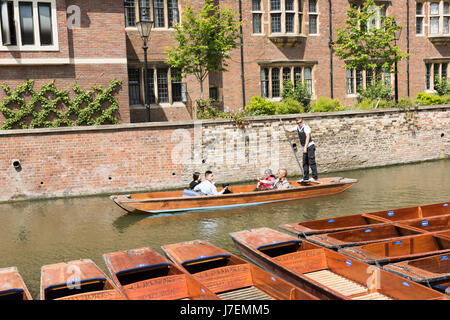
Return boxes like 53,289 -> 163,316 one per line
103,247 -> 219,300
338,233 -> 450,265
40,259 -> 124,300
305,223 -> 423,249
229,227 -> 447,300
0,267 -> 32,300
383,253 -> 450,294
279,201 -> 449,236
161,240 -> 318,300
396,215 -> 450,233
110,177 -> 357,214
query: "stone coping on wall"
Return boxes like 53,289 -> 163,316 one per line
1,104 -> 449,137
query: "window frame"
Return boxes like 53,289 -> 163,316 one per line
268,0 -> 304,35
425,61 -> 449,92
308,0 -> 318,35
125,0 -> 180,30
0,0 -> 58,51
416,2 -> 425,35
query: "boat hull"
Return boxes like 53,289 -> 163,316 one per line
111,177 -> 357,214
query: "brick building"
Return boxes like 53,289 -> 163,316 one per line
1,0 -> 450,124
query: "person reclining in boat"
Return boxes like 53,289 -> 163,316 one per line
189,171 -> 202,190
254,169 -> 276,191
193,170 -> 230,195
257,168 -> 293,190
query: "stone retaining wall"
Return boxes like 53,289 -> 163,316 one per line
1,106 -> 449,202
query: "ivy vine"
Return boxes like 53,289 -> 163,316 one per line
0,79 -> 122,130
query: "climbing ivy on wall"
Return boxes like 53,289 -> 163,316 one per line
0,79 -> 122,130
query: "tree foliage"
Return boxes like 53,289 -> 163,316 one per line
166,0 -> 242,107
333,0 -> 409,107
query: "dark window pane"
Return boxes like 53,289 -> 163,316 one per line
309,0 -> 317,13
309,15 -> 317,34
19,2 -> 34,45
252,0 -> 261,11
272,68 -> 280,97
171,68 -> 182,102
271,13 -> 281,32
124,0 -> 136,27
271,0 -> 280,11
157,68 -> 169,103
356,69 -> 363,89
139,0 -> 151,21
168,0 -> 179,28
346,69 -> 354,94
1,1 -> 17,46
38,3 -> 52,45
294,67 -> 302,87
283,67 -> 291,83
286,0 -> 294,11
153,0 -> 165,27
253,13 -> 262,33
416,17 -> 423,34
304,67 -> 312,93
145,68 -> 156,104
286,13 -> 294,32
425,63 -> 431,90
261,68 -> 269,98
128,69 -> 141,105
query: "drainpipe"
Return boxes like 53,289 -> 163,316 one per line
238,0 -> 246,109
406,0 -> 410,97
328,0 -> 334,99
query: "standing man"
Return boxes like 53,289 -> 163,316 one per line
281,117 -> 318,182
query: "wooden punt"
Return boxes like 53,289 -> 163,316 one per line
279,213 -> 387,236
229,227 -> 447,300
305,224 -> 423,249
103,247 -> 219,300
338,233 -> 450,265
364,202 -> 450,223
40,259 -> 125,300
396,215 -> 450,233
0,267 -> 32,300
161,240 -> 318,300
279,201 -> 449,236
383,253 -> 450,294
110,177 -> 357,214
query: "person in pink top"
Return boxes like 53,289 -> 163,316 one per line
255,169 -> 276,191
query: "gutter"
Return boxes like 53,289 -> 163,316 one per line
328,0 -> 334,99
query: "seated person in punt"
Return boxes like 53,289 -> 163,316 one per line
254,169 -> 276,191
256,168 -> 293,190
193,170 -> 230,195
189,171 -> 202,190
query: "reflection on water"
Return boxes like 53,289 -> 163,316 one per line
0,159 -> 449,298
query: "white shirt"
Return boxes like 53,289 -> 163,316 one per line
297,124 -> 315,147
193,180 -> 225,196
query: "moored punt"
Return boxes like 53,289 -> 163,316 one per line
229,227 -> 448,300
363,202 -> 450,223
40,259 -> 124,300
110,177 -> 357,214
0,267 -> 32,300
338,233 -> 450,265
161,240 -> 318,300
383,253 -> 450,294
279,201 -> 450,236
279,213 -> 387,236
305,224 -> 423,249
396,215 -> 450,233
103,247 -> 219,300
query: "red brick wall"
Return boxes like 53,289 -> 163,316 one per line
0,106 -> 448,202
0,0 -> 130,124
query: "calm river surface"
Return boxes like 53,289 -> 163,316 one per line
0,159 -> 449,298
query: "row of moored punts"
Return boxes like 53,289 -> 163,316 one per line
1,201 -> 449,300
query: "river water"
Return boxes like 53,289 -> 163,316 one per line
0,159 -> 449,298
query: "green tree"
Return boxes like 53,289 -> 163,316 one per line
334,0 -> 409,108
166,0 -> 242,117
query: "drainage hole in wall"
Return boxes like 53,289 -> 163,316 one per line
40,182 -> 44,185
172,172 -> 176,176
441,133 -> 445,138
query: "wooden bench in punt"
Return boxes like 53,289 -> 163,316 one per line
396,215 -> 450,233
40,259 -> 125,300
338,233 -> 450,265
229,227 -> 447,300
161,240 -> 318,300
103,247 -> 219,300
383,253 -> 450,295
0,267 -> 32,300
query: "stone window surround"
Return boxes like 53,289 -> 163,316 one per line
0,0 -> 59,52
259,62 -> 316,100
128,63 -> 186,107
124,0 -> 180,30
345,68 -> 392,97
424,58 -> 450,92
415,1 -> 450,37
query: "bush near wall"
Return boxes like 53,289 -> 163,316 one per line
0,79 -> 122,130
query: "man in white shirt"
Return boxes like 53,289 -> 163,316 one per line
194,170 -> 229,195
282,117 -> 318,182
